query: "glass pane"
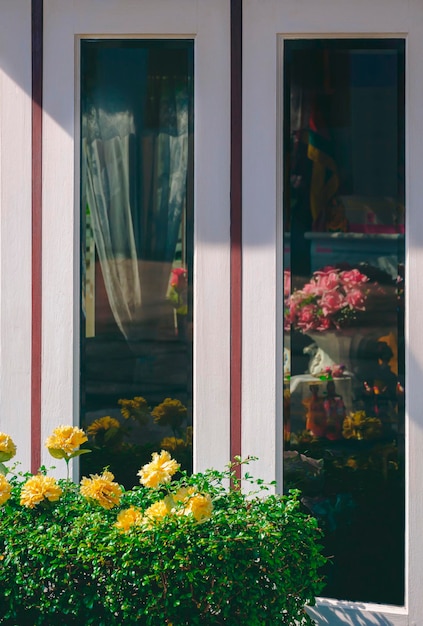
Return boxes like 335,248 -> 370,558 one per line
283,39 -> 405,605
80,40 -> 194,487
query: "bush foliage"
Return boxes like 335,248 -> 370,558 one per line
0,431 -> 326,625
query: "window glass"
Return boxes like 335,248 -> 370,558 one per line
80,40 -> 194,487
283,39 -> 405,605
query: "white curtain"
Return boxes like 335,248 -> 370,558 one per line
82,108 -> 142,339
82,79 -> 189,340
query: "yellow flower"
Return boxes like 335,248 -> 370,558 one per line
183,492 -> 213,523
80,471 -> 122,509
137,450 -> 180,488
342,417 -> 354,439
351,411 -> 366,427
151,398 -> 187,429
87,416 -> 120,437
45,425 -> 88,459
160,426 -> 192,452
20,475 -> 62,509
342,412 -> 382,440
161,487 -> 195,514
118,396 -> 149,424
160,436 -> 185,452
0,432 -> 16,462
0,475 -> 12,506
143,499 -> 171,525
115,506 -> 143,532
172,487 -> 195,503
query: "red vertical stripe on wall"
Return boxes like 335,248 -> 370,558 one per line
31,0 -> 43,473
230,0 -> 242,475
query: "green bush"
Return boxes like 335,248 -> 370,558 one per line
0,430 -> 326,625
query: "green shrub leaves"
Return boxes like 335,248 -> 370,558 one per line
0,461 -> 325,625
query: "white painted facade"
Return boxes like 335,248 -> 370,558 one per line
1,0 -> 423,623
0,0 -> 32,468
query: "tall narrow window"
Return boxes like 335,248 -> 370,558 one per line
80,40 -> 194,487
283,39 -> 405,605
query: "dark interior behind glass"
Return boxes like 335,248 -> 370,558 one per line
80,40 -> 194,488
283,39 -> 405,605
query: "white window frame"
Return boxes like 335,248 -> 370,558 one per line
243,0 -> 423,622
42,0 -> 231,476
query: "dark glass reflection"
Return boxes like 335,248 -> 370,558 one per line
283,39 -> 405,605
80,40 -> 194,487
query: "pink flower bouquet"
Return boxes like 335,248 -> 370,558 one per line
285,267 -> 370,333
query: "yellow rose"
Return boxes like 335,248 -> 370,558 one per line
137,450 -> 180,488
0,475 -> 12,506
172,487 -> 195,504
0,432 -> 16,462
143,499 -> 171,525
87,416 -> 120,437
80,471 -> 122,510
20,475 -> 62,509
183,492 -> 213,523
151,398 -> 187,429
115,506 -> 143,532
160,436 -> 185,452
118,396 -> 149,424
45,425 -> 88,459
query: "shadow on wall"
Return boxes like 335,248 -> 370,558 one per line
307,601 -> 403,625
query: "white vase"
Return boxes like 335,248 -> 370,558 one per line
306,329 -> 378,375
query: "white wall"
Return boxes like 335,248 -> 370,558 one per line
0,1 -> 32,470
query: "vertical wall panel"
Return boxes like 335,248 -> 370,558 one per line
0,0 -> 32,468
42,0 -> 231,476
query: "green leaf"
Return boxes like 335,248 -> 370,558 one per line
0,451 -> 14,462
47,447 -> 67,460
69,449 -> 92,459
0,461 -> 7,475
0,454 -> 326,624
